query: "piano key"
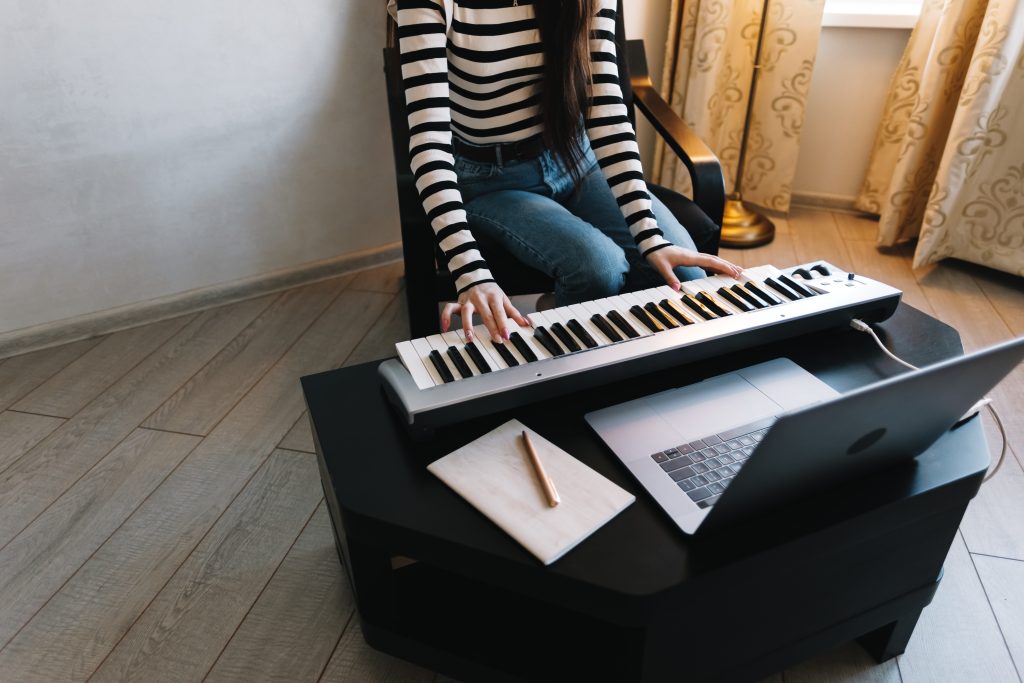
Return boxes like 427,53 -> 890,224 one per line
589,312 -> 624,342
428,349 -> 456,383
446,346 -> 473,379
410,337 -> 446,386
567,303 -> 612,345
594,297 -> 645,337
566,319 -> 599,348
716,286 -> 753,312
395,340 -> 437,389
425,334 -> 461,380
458,327 -> 504,370
659,298 -> 695,325
694,291 -> 731,317
532,326 -> 565,356
730,283 -> 766,309
764,277 -> 802,301
492,339 -> 520,367
463,342 -> 493,374
509,329 -> 541,362
744,281 -> 783,306
680,293 -> 717,320
643,302 -> 678,329
549,322 -> 582,352
440,332 -> 477,375
582,299 -> 631,341
778,273 -> 818,297
629,304 -> 663,333
606,309 -> 640,339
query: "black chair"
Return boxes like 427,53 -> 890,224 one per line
384,4 -> 726,338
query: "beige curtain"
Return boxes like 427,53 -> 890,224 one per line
857,0 -> 1024,275
653,0 -> 826,213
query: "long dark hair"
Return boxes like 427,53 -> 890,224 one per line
534,0 -> 594,188
386,1 -> 595,185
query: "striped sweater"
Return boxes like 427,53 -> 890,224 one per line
393,0 -> 671,294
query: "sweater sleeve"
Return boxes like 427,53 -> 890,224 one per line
395,0 -> 494,294
585,0 -> 673,257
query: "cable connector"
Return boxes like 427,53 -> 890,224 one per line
849,318 -> 872,333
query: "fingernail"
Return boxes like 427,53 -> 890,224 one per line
467,331 -> 473,341
503,329 -> 510,340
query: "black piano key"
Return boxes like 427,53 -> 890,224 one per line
549,322 -> 582,352
566,319 -> 599,348
744,281 -> 782,306
446,346 -> 473,379
811,263 -> 831,276
607,310 -> 640,339
731,284 -> 766,309
695,292 -> 731,317
590,314 -> 624,342
659,299 -> 694,325
509,331 -> 539,362
428,349 -> 455,383
717,287 -> 752,312
629,305 -> 662,333
644,302 -> 678,329
779,273 -> 817,297
791,268 -> 813,280
493,340 -> 520,366
463,342 -> 492,374
532,326 -> 565,356
680,294 -> 717,320
764,277 -> 802,301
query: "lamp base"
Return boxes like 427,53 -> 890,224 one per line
721,198 -> 775,248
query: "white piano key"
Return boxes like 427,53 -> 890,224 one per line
459,326 -> 503,371
411,337 -> 446,386
425,334 -> 463,380
508,320 -> 551,360
540,307 -> 587,349
566,303 -> 612,345
705,276 -> 753,314
618,292 -> 662,333
396,340 -> 437,389
441,331 -> 479,376
597,296 -> 651,337
579,299 -> 621,339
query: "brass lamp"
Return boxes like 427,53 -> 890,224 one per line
721,0 -> 775,249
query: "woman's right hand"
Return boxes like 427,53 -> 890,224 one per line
441,282 -> 530,344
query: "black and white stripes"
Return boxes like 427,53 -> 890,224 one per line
394,0 -> 670,294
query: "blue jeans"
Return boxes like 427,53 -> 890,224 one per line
455,138 -> 708,306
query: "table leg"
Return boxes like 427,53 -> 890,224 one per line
857,607 -> 925,662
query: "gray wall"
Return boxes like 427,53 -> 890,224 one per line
1,0 -> 398,335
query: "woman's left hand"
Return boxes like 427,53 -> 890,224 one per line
646,245 -> 744,290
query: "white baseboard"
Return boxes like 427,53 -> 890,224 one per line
0,242 -> 403,360
789,191 -> 866,214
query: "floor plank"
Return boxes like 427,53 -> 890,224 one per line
12,316 -> 193,419
0,297 -> 271,550
143,279 -> 346,435
319,621 -> 435,683
345,292 -> 410,367
896,533 -> 1019,682
0,290 -> 391,681
785,642 -> 901,682
960,453 -> 1024,561
90,450 -> 323,682
0,428 -> 200,647
0,338 -> 103,412
832,211 -> 880,243
350,261 -> 406,294
279,412 -> 316,454
0,411 -> 64,476
741,228 -> 799,268
972,554 -> 1024,680
787,208 -> 855,272
205,503 -> 354,683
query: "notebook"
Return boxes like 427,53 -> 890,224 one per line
428,419 -> 635,565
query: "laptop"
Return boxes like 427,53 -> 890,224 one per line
585,336 -> 1024,535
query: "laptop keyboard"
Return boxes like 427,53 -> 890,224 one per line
650,416 -> 776,509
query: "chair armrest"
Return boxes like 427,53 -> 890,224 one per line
626,40 -> 726,227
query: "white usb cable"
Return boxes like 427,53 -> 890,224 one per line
849,318 -> 1007,482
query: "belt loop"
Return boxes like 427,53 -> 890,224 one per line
495,144 -> 503,166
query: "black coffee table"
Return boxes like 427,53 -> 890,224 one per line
302,305 -> 989,683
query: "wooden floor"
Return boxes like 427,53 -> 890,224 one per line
0,207 -> 1021,683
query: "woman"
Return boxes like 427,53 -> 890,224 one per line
390,0 -> 742,344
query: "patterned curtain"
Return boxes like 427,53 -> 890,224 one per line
652,0 -> 827,213
857,0 -> 1024,275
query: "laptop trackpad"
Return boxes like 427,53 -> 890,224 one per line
646,374 -> 782,443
